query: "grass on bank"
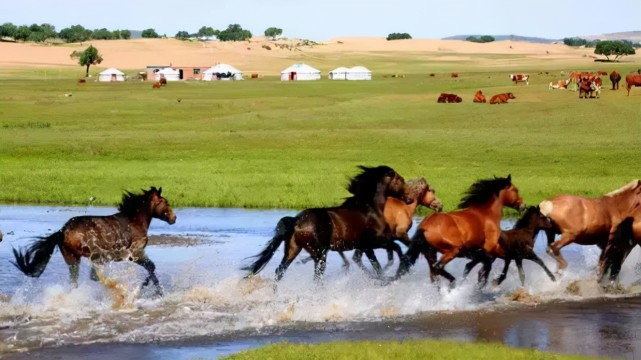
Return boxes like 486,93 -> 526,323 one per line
0,57 -> 640,210
221,340 -> 603,360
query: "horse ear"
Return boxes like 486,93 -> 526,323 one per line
158,187 -> 162,196
507,174 -> 512,182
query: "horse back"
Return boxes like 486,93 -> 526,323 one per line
60,215 -> 139,257
540,196 -> 612,239
419,210 -> 487,249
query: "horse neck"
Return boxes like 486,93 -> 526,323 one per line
472,195 -> 504,222
371,183 -> 389,213
601,191 -> 639,218
119,207 -> 153,231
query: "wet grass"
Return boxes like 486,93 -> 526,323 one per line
221,340 -> 603,360
0,61 -> 640,210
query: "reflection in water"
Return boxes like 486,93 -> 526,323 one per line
2,206 -> 641,359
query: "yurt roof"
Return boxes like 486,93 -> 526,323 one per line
349,66 -> 371,73
99,67 -> 124,75
281,63 -> 320,74
204,64 -> 242,74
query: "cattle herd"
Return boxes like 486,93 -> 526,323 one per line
438,70 -> 641,104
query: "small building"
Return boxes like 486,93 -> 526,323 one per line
155,67 -> 180,82
98,67 -> 125,82
280,63 -> 321,81
328,67 -> 349,80
147,65 -> 209,81
346,66 -> 372,80
203,64 -> 243,81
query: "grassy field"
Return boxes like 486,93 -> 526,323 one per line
0,57 -> 639,211
221,340 -> 602,360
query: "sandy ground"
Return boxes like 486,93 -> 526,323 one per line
0,37 -> 624,75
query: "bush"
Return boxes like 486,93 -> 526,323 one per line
386,33 -> 412,41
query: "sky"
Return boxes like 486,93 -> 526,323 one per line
2,0 -> 640,41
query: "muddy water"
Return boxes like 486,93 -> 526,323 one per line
1,206 -> 641,359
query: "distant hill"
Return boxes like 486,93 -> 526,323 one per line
580,31 -> 641,42
442,35 -> 558,44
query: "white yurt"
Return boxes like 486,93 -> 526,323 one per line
98,68 -> 125,82
155,67 -> 180,81
328,67 -> 349,80
280,63 -> 321,81
346,66 -> 372,80
203,64 -> 243,81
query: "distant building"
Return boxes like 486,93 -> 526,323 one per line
146,65 -> 209,81
98,68 -> 125,82
280,63 -> 321,81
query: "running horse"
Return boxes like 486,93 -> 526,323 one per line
12,187 -> 176,296
396,175 -> 525,287
540,180 -> 641,276
242,165 -> 408,281
463,206 -> 556,287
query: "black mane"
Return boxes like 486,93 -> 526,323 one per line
342,165 -> 396,207
117,187 -> 158,217
514,206 -> 539,228
458,176 -> 512,209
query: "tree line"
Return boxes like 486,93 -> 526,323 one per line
0,22 -> 132,43
563,37 -> 638,62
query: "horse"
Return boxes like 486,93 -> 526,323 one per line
396,175 -> 525,287
540,180 -> 641,276
12,187 -> 176,296
599,217 -> 637,283
242,165 -> 408,281
303,178 -> 443,271
462,206 -> 556,287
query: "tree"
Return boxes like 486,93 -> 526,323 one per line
217,24 -> 252,41
175,31 -> 190,40
563,37 -> 587,47
59,25 -> 91,43
264,27 -> 282,40
595,40 -> 636,61
0,22 -> 17,38
70,45 -> 103,77
120,30 -> 131,40
466,35 -> 495,43
92,28 -> 113,40
14,25 -> 31,41
141,28 -> 159,38
197,26 -> 216,37
386,33 -> 412,41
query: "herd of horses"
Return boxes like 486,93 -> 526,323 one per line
9,166 -> 641,297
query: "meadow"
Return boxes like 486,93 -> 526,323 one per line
0,56 -> 639,211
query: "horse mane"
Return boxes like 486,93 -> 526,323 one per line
606,179 -> 641,197
404,178 -> 428,203
342,165 -> 396,207
514,206 -> 539,228
458,176 -> 512,209
117,187 -> 158,217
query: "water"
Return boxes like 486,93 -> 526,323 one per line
1,205 -> 641,359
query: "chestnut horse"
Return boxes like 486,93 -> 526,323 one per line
12,187 -> 176,296
540,180 -> 641,275
304,178 -> 443,271
396,175 -> 525,287
242,165 -> 407,281
463,206 -> 556,287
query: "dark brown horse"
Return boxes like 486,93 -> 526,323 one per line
331,178 -> 443,271
12,187 -> 176,296
463,206 -> 556,287
539,180 -> 641,276
397,175 -> 525,287
242,165 -> 407,281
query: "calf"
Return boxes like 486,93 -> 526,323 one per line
610,71 -> 621,90
489,92 -> 516,104
626,73 -> 641,96
437,93 -> 462,103
473,90 -> 486,103
509,74 -> 529,85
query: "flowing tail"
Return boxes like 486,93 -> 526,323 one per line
395,230 -> 428,279
12,231 -> 63,277
242,216 -> 296,277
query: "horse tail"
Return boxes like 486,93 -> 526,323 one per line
242,216 -> 296,277
12,231 -> 64,277
395,230 -> 428,279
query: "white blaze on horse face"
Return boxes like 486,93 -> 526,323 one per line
539,200 -> 554,218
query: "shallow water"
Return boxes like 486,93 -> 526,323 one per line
1,206 -> 641,359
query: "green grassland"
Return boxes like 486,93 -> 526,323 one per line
0,56 -> 639,210
221,340 -> 601,360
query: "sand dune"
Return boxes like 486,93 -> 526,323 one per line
0,37 -> 634,75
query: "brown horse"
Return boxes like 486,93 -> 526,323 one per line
397,175 -> 525,287
242,165 -> 408,281
540,180 -> 641,275
12,187 -> 176,296
463,206 -> 556,287
308,178 -> 443,271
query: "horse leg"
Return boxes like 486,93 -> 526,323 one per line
425,244 -> 438,283
313,250 -> 328,282
477,255 -> 494,288
352,249 -> 370,273
515,258 -> 526,286
526,253 -> 556,282
275,241 -> 301,281
546,234 -> 573,273
383,248 -> 395,271
134,255 -> 163,297
364,248 -> 384,277
493,258 -> 511,287
433,250 -> 459,287
60,246 -> 80,288
338,251 -> 350,271
90,265 -> 100,281
462,257 -> 481,280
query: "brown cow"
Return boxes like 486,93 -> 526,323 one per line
625,73 -> 641,96
159,77 -> 167,86
473,90 -> 486,103
597,70 -> 608,76
451,73 -> 459,78
152,82 -> 162,89
610,71 -> 621,90
489,92 -> 516,104
437,93 -> 462,103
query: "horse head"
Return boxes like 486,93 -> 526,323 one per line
458,174 -> 525,211
500,174 -> 526,211
407,178 -> 443,212
148,186 -> 177,224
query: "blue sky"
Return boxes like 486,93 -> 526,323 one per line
3,0 -> 639,41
